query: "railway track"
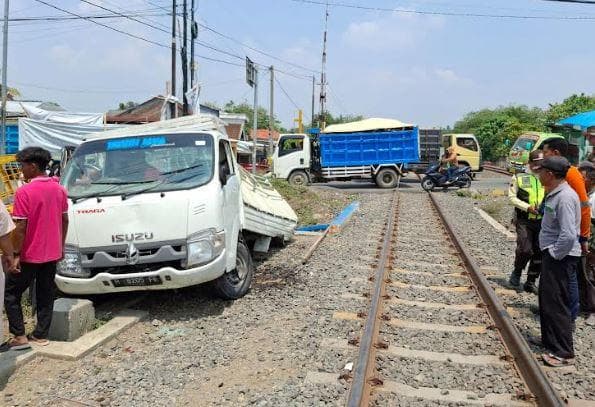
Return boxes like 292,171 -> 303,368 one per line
342,188 -> 563,406
483,164 -> 512,175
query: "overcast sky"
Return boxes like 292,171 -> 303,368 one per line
7,0 -> 595,128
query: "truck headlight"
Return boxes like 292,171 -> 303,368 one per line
57,246 -> 90,278
186,229 -> 225,267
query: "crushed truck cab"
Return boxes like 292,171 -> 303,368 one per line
56,116 -> 296,299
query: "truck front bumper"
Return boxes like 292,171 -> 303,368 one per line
55,251 -> 227,295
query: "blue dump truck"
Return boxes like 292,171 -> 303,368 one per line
272,118 -> 420,188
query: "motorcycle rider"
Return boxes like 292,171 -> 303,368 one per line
508,149 -> 545,293
441,146 -> 458,183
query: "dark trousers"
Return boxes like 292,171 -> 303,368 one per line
513,217 -> 542,283
539,251 -> 578,359
581,253 -> 595,313
4,262 -> 57,338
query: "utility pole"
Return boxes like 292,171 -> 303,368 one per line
311,75 -> 315,129
252,70 -> 258,174
190,0 -> 195,89
1,0 -> 9,154
181,0 -> 188,115
269,66 -> 274,156
319,3 -> 329,130
170,0 -> 177,118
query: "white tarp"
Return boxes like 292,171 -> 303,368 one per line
22,104 -> 104,125
322,117 -> 413,134
18,118 -> 122,159
6,101 -> 43,117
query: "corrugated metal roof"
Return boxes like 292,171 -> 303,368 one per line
556,110 -> 595,131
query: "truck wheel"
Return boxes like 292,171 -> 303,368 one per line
212,239 -> 254,300
375,168 -> 399,189
288,170 -> 309,186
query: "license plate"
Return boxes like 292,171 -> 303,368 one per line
112,276 -> 163,287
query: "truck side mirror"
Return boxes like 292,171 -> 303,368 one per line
219,162 -> 231,186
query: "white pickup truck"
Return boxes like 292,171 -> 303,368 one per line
56,116 -> 296,299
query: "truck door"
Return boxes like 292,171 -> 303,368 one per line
219,140 -> 239,270
274,135 -> 309,180
454,135 -> 480,171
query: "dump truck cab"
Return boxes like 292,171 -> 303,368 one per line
272,133 -> 311,185
441,133 -> 482,172
507,132 -> 563,173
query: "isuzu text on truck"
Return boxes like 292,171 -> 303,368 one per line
56,116 -> 296,299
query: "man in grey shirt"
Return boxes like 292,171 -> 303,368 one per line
536,156 -> 580,367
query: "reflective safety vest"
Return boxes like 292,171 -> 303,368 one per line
516,173 -> 544,220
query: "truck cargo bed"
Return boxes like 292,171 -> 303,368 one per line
319,129 -> 420,167
239,168 -> 298,241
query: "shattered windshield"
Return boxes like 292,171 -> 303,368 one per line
62,133 -> 214,199
512,137 -> 537,152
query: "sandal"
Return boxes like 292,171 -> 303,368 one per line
542,353 -> 575,367
27,335 -> 50,346
7,338 -> 31,351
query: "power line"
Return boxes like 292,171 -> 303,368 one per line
274,76 -> 310,122
32,0 -> 244,67
198,22 -> 321,73
9,11 -> 170,23
12,81 -> 152,94
32,0 -> 171,49
542,0 -> 595,3
289,0 -> 595,20
79,0 -> 171,34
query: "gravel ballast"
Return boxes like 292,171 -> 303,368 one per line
1,189 -> 393,407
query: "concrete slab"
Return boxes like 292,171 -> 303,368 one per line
382,346 -> 506,366
38,309 -> 147,361
0,349 -> 38,388
474,207 -> 517,242
389,318 -> 487,334
380,381 -> 531,406
49,298 -> 95,342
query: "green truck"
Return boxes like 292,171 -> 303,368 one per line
507,129 -> 590,173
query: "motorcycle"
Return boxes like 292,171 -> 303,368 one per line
421,163 -> 472,191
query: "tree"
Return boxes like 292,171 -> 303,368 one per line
324,112 -> 365,126
118,101 -> 138,110
546,93 -> 595,124
222,100 -> 286,132
453,105 -> 546,161
0,86 -> 20,100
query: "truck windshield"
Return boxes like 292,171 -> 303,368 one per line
512,137 -> 537,152
62,133 -> 214,199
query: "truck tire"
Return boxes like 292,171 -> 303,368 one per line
288,170 -> 309,186
212,239 -> 254,300
375,168 -> 399,189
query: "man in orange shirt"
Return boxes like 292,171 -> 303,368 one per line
542,138 -> 589,321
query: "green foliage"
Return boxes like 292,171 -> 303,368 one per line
324,112 -> 365,126
118,101 -> 138,110
453,105 -> 546,161
222,100 -> 286,132
452,94 -> 595,161
546,93 -> 595,124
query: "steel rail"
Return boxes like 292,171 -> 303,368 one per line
483,164 -> 511,175
428,192 -> 564,407
347,190 -> 399,407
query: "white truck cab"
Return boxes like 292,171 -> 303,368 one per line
56,116 -> 254,299
272,133 -> 311,185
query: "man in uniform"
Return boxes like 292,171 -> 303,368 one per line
508,150 -> 545,293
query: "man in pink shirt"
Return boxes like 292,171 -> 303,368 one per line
4,147 -> 69,350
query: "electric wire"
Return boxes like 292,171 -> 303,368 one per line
289,0 -> 595,20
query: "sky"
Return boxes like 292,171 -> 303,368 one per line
7,0 -> 595,129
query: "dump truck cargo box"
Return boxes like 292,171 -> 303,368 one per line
318,128 -> 420,168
